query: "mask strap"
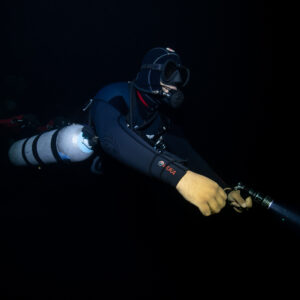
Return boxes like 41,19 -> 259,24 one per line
141,64 -> 164,71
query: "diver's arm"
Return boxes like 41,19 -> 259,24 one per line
91,100 -> 188,187
163,131 -> 229,187
91,100 -> 228,216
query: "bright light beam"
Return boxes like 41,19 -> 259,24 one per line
269,202 -> 300,226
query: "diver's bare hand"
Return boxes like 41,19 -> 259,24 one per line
176,170 -> 227,216
227,190 -> 253,213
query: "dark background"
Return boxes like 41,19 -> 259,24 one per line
0,0 -> 298,299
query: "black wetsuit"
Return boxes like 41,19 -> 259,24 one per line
90,81 -> 227,189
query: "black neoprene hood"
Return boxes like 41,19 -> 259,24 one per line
134,47 -> 187,94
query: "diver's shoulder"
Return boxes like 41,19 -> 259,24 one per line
94,81 -> 130,101
97,81 -> 129,93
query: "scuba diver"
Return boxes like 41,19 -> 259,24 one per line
89,47 -> 252,216
8,47 -> 252,216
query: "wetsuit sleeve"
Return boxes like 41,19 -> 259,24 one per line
163,131 -> 228,188
91,99 -> 188,187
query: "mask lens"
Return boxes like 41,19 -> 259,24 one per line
163,61 -> 178,81
162,60 -> 190,87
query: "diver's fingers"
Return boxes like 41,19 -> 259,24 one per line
245,196 -> 253,208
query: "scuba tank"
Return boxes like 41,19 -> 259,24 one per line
8,123 -> 94,167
